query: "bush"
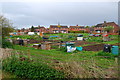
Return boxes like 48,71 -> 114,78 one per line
2,39 -> 14,48
2,56 -> 65,79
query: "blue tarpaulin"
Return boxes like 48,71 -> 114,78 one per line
13,32 -> 17,35
50,36 -> 59,37
76,47 -> 83,51
10,35 -> 12,37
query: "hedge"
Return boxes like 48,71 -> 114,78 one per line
69,31 -> 88,33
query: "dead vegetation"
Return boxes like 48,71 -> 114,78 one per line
51,59 -> 118,78
0,48 -> 13,60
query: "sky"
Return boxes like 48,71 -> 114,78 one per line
0,0 -> 119,29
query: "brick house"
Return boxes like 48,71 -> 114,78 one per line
34,25 -> 50,33
69,25 -> 90,32
94,21 -> 119,33
49,25 -> 68,33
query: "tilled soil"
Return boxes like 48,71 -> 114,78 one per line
75,41 -> 97,46
83,44 -> 104,51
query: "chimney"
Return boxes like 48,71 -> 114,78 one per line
38,25 -> 40,28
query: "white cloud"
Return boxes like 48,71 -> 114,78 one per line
0,3 -> 2,15
1,2 -> 118,29
4,13 -> 26,19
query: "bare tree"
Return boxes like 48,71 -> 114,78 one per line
0,15 -> 14,38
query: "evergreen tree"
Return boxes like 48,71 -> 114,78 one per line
31,26 -> 35,32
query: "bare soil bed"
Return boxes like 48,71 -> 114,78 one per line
75,41 -> 97,46
83,44 -> 104,51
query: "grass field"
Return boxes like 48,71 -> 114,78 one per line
2,33 -> 119,79
3,45 -> 117,78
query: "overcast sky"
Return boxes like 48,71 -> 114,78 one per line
0,1 -> 119,29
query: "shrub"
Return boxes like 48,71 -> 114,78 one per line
2,56 -> 65,79
2,39 -> 14,48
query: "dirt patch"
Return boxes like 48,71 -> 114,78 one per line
83,44 -> 104,51
75,41 -> 97,46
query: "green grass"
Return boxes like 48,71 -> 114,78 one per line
10,45 -> 118,78
103,40 -> 118,44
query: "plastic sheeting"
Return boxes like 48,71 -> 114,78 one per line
67,46 -> 76,52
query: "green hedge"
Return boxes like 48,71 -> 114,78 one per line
2,56 -> 65,79
69,31 -> 84,33
69,31 -> 89,33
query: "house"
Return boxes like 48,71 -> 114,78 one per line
69,25 -> 90,32
94,21 -> 119,33
49,25 -> 68,33
34,26 -> 49,33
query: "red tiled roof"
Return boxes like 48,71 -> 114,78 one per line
95,22 -> 118,27
69,26 -> 85,28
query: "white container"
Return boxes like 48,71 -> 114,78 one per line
77,37 -> 83,40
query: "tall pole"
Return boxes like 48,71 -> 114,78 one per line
58,22 -> 61,33
58,22 -> 61,48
